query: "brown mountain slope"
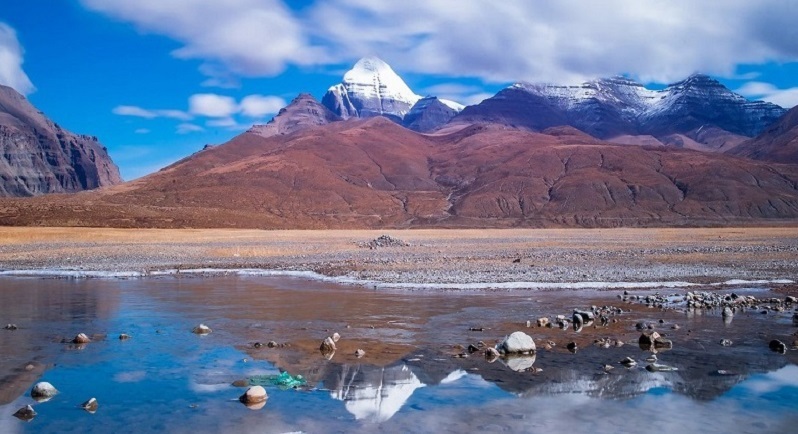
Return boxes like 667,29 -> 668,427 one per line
0,85 -> 122,196
1,119 -> 798,228
729,106 -> 798,164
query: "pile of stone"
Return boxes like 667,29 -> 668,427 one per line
359,235 -> 410,249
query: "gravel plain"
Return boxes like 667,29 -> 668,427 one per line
0,227 -> 797,290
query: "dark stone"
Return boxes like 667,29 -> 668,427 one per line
769,339 -> 787,354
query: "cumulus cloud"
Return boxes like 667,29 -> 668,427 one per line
737,81 -> 798,108
239,94 -> 286,117
0,22 -> 35,94
81,0 -> 798,86
80,0 -> 325,83
188,93 -> 238,118
113,105 -> 192,120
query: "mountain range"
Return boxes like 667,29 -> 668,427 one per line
1,57 -> 797,228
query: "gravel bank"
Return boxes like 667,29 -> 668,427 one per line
0,227 -> 796,289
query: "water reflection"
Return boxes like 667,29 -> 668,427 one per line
328,364 -> 425,422
0,276 -> 796,433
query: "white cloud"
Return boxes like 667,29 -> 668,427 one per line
112,105 -> 192,120
188,93 -> 238,118
176,122 -> 204,134
0,22 -> 34,95
239,94 -> 286,117
80,0 -> 798,86
80,0 -> 324,83
737,81 -> 798,108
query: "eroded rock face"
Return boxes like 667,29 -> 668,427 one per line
0,85 -> 122,196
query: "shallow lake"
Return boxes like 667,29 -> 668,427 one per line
0,276 -> 796,433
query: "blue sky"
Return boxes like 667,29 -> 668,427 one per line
2,0 -> 798,180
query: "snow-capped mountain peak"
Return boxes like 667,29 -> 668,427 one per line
322,56 -> 422,121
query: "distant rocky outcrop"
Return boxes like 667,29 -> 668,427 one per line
249,93 -> 341,138
402,97 -> 459,132
0,84 -> 122,196
729,105 -> 798,164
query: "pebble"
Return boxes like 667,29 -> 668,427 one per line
73,333 -> 91,344
355,348 -> 366,358
239,386 -> 268,409
4,323 -> 18,330
118,333 -> 131,340
31,381 -> 58,400
720,339 -> 733,347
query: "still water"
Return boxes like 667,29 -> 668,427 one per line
0,276 -> 796,433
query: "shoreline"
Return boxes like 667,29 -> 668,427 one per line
1,227 -> 797,291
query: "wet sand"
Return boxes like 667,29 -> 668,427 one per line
0,227 -> 797,289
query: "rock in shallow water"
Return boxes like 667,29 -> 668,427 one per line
769,339 -> 787,354
73,333 -> 91,344
81,397 -> 98,413
192,324 -> 212,335
13,404 -> 36,421
497,331 -> 536,354
239,385 -> 268,408
31,381 -> 58,400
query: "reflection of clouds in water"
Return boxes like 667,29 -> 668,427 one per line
739,365 -> 798,395
0,410 -> 22,434
331,364 -> 425,423
114,371 -> 147,383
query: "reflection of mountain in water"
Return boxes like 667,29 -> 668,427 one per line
327,364 -> 425,422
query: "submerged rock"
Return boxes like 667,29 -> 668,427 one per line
4,323 -> 18,330
13,404 -> 36,421
118,333 -> 131,340
720,339 -> 733,347
31,381 -> 58,401
497,331 -> 536,354
192,324 -> 212,335
620,357 -> 637,367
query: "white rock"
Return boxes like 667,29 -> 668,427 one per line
497,331 -> 536,354
31,381 -> 58,400
73,333 -> 91,344
332,332 -> 341,343
239,386 -> 268,405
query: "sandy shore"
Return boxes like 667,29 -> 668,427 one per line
0,227 -> 796,288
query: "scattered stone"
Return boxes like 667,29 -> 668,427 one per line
73,333 -> 91,344
485,347 -> 500,361
671,324 -> 681,330
118,333 -> 131,340
566,342 -> 578,353
81,397 -> 98,413
192,324 -> 212,335
497,331 -> 536,354
646,363 -> 678,372
720,339 -> 733,347
31,381 -> 58,401
722,307 -> 734,318
4,323 -> 18,330
525,320 -> 532,328
639,331 -> 661,347
13,405 -> 36,421
232,379 -> 249,387
786,296 -> 797,304
239,386 -> 268,408
355,349 -> 366,358
512,258 -> 521,263
469,327 -> 485,332
253,342 -> 264,348
620,357 -> 637,367
769,339 -> 787,354
645,354 -> 658,363
654,338 -> 673,349
467,344 -> 480,353
267,341 -> 278,348
320,336 -> 336,354
602,364 -> 614,372
332,332 -> 341,343
714,370 -> 738,376
573,310 -> 595,322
